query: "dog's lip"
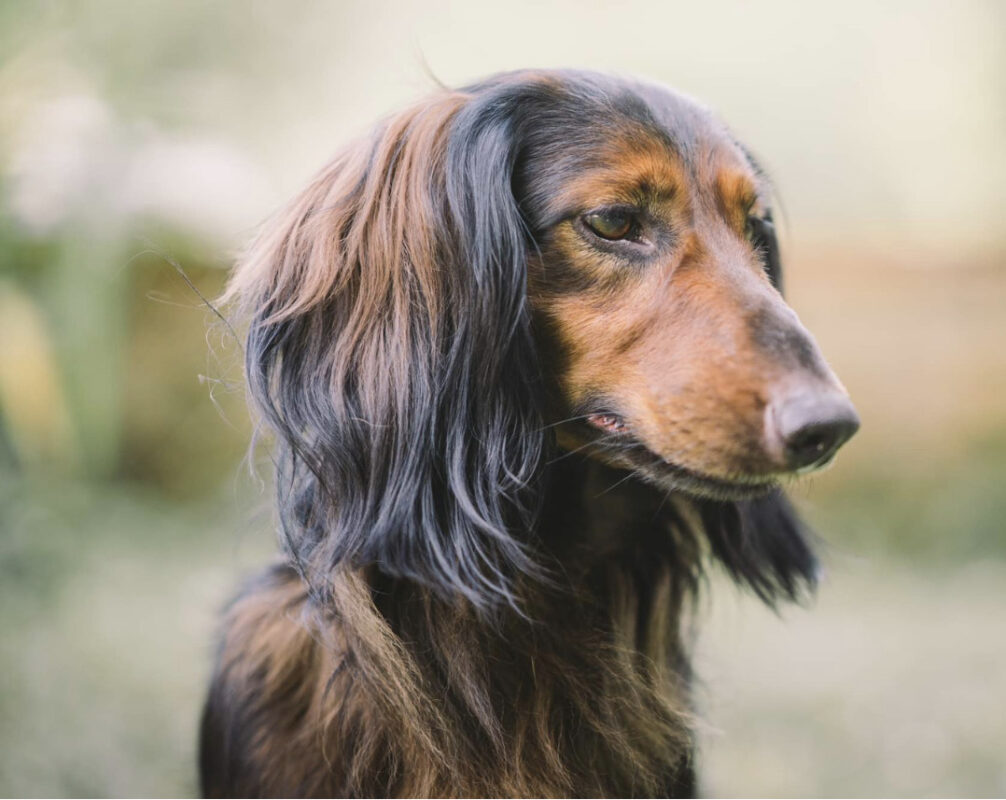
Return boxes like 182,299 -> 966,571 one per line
572,416 -> 785,498
584,425 -> 781,499
643,451 -> 780,499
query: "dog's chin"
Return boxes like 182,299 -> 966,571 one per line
633,457 -> 780,501
594,437 -> 782,501
564,423 -> 790,501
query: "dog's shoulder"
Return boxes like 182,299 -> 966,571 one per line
216,562 -> 316,673
199,563 -> 332,796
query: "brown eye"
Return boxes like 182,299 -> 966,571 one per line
583,209 -> 634,240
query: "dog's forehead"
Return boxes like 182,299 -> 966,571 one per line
597,77 -> 754,180
624,80 -> 733,158
516,73 -> 759,223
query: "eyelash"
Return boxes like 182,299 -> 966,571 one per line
745,212 -> 774,245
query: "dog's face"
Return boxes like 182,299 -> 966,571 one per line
234,70 -> 855,606
516,79 -> 859,499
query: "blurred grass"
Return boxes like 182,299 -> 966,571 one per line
808,429 -> 1006,562
695,559 -> 1006,797
0,473 -> 272,796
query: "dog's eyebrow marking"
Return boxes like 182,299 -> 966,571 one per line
549,134 -> 685,219
714,168 -> 761,228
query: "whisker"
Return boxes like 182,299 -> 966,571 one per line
594,468 -> 643,497
545,432 -> 627,464
536,413 -> 594,432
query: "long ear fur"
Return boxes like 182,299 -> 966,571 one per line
225,88 -> 545,610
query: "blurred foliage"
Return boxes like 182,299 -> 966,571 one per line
0,219 -> 248,489
0,469 -> 272,796
810,428 -> 1006,561
117,245 -> 248,496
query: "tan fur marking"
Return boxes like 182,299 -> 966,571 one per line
534,138 -> 827,482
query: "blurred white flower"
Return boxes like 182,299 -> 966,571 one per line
6,93 -> 120,234
120,137 -> 273,241
5,92 -> 274,244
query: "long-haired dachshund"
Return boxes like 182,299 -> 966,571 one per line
200,69 -> 859,797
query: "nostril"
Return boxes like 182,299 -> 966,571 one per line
771,393 -> 860,471
786,420 -> 852,469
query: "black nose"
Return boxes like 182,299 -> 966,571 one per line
771,392 -> 860,471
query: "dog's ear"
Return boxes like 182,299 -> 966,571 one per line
227,88 -> 547,611
697,491 -> 818,605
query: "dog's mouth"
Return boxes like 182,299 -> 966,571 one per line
582,411 -> 780,501
621,441 -> 780,500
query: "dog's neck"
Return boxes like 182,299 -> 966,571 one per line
533,453 -> 702,595
354,453 -> 699,795
541,454 -> 671,550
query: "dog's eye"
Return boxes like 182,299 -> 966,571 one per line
745,211 -> 782,289
583,209 -> 634,240
745,213 -> 773,245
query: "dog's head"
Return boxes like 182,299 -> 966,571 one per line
229,70 -> 858,609
519,76 -> 858,499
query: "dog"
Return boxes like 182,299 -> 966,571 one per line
199,69 -> 859,797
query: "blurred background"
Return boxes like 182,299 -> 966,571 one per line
0,1 -> 1003,796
